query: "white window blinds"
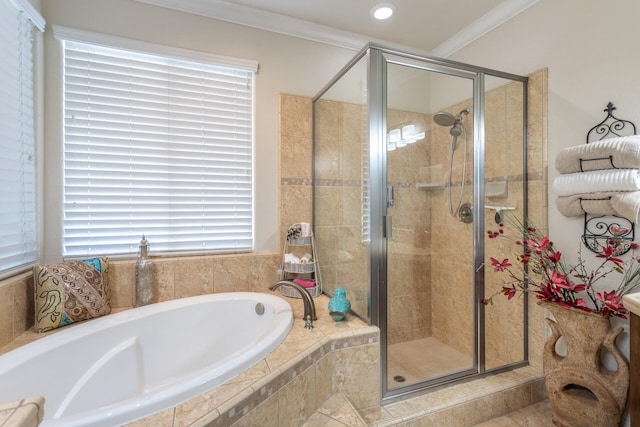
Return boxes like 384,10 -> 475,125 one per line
62,38 -> 255,257
0,1 -> 39,277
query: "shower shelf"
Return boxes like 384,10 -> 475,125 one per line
416,182 -> 445,190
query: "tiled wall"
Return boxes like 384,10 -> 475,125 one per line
309,97 -> 370,318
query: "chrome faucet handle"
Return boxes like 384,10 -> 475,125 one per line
304,315 -> 314,329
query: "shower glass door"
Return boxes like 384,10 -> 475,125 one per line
384,58 -> 477,391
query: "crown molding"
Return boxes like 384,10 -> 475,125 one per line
134,0 -> 370,51
430,0 -> 540,57
134,0 -> 540,57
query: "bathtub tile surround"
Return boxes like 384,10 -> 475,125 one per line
107,253 -> 281,307
305,393 -> 368,426
121,298 -> 380,427
0,272 -> 33,349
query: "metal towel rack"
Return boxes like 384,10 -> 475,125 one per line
580,102 -> 636,255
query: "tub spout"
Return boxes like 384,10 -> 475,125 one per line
269,280 -> 317,329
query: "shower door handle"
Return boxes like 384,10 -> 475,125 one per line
384,215 -> 392,239
387,185 -> 394,207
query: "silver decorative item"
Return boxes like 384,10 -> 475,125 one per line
135,235 -> 153,307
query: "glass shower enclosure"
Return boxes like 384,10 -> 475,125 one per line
313,44 -> 528,400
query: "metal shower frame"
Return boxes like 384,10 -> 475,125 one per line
313,43 -> 530,402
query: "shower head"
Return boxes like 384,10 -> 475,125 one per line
433,109 -> 469,126
433,108 -> 469,137
433,111 -> 457,127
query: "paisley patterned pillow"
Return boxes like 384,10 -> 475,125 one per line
33,257 -> 111,332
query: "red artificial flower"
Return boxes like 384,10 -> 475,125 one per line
546,251 -> 562,263
524,236 -> 551,254
596,245 -> 624,268
597,291 -> 628,319
502,286 -> 517,300
485,211 -> 638,319
549,271 -> 570,289
490,257 -> 512,272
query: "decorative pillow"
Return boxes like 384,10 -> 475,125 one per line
33,257 -> 111,332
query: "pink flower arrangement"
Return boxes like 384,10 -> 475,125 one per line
483,213 -> 640,319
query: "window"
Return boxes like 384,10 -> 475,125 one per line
58,29 -> 257,258
0,0 -> 44,278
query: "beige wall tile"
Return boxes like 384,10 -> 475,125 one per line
13,275 -> 33,338
277,368 -> 316,427
230,392 -> 279,427
152,259 -> 176,302
109,261 -> 134,308
0,284 -> 13,348
127,408 -> 175,427
174,379 -> 254,427
0,274 -> 33,345
280,135 -> 312,180
333,342 -> 380,409
280,94 -> 312,139
174,257 -> 214,298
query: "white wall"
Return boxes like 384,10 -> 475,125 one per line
450,0 -> 640,262
40,0 -> 356,260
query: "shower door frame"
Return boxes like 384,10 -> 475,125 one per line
365,45 -> 530,402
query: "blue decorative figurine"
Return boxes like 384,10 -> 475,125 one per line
328,287 -> 351,321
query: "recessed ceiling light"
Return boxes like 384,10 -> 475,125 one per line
372,3 -> 395,20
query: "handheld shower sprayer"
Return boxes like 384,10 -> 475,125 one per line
433,108 -> 470,219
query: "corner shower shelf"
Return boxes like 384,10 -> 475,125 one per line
416,182 -> 445,190
278,224 -> 322,298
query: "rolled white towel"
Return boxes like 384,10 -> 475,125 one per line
299,253 -> 312,264
284,253 -> 300,263
552,169 -> 640,197
555,135 -> 640,173
555,191 -> 640,223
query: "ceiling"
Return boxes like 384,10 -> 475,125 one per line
135,0 -> 540,57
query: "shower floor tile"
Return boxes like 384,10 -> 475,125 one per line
388,336 -> 472,385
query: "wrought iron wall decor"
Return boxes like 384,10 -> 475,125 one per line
580,102 -> 636,255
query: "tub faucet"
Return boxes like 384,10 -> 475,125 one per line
269,280 -> 317,329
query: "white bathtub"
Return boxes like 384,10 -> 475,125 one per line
0,292 -> 292,427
